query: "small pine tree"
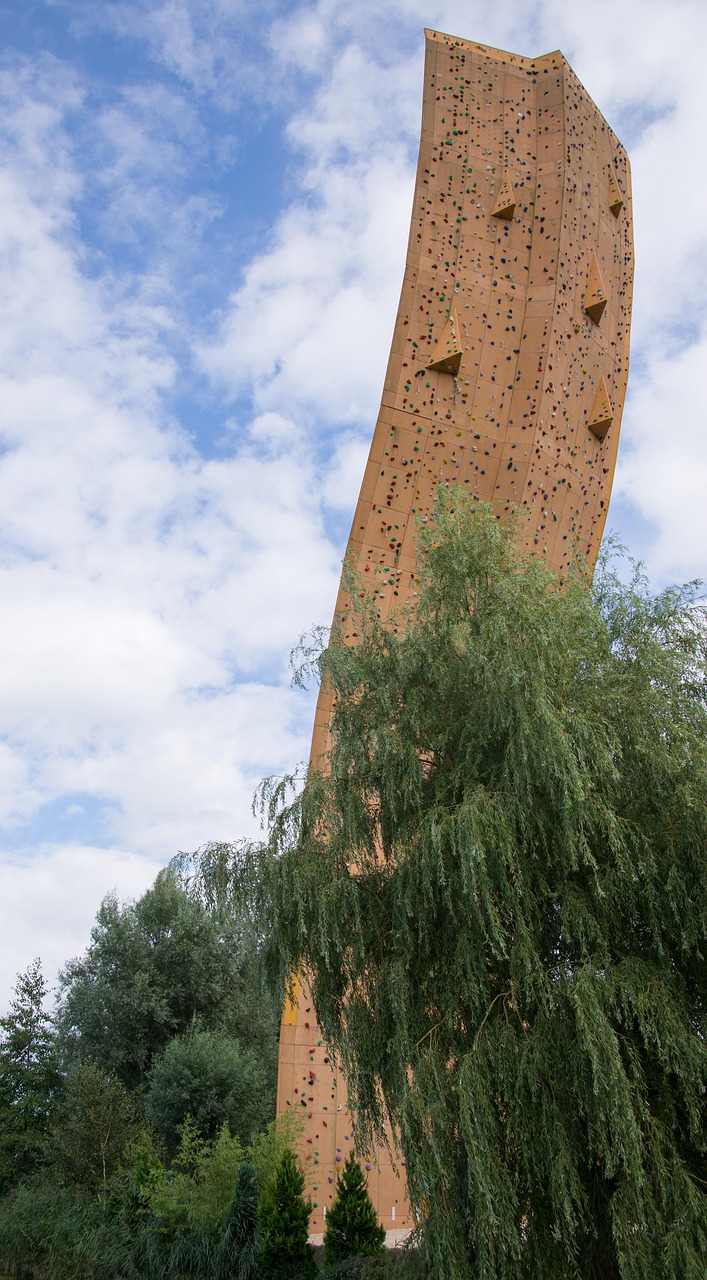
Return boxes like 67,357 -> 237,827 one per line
323,1153 -> 385,1266
258,1147 -> 317,1279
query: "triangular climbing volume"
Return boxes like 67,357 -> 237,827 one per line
492,173 -> 515,220
608,165 -> 623,216
587,376 -> 614,439
584,254 -> 608,323
427,307 -> 463,374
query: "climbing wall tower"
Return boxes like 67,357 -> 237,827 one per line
277,28 -> 634,1234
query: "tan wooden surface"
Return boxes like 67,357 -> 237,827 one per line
277,27 -> 634,1231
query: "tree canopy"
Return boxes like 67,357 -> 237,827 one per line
0,870 -> 295,1280
48,1062 -> 138,1195
0,959 -> 60,1191
56,868 -> 279,1093
263,493 -> 707,1280
146,1027 -> 272,1154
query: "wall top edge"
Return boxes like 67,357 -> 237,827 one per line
422,28 -> 626,152
423,27 -> 564,71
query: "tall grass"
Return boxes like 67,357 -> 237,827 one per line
0,1181 -> 138,1279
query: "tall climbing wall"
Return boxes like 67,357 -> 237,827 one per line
277,28 -> 634,1234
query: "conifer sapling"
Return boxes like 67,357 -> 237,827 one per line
323,1152 -> 385,1265
258,1146 -> 317,1279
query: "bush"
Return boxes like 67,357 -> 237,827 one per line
147,1027 -> 271,1155
321,1256 -> 385,1280
321,1243 -> 430,1280
0,1088 -> 302,1280
248,1112 -> 304,1199
383,1241 -> 430,1280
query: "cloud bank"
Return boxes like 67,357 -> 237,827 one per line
0,0 -> 704,997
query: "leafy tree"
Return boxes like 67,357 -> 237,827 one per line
323,1153 -> 385,1266
147,1119 -> 244,1237
146,1026 -> 271,1154
0,958 -> 60,1189
57,868 -> 278,1092
172,839 -> 284,1055
247,1112 -> 305,1200
145,1116 -> 304,1244
48,1062 -> 139,1195
263,493 -> 707,1280
258,1146 -> 317,1279
118,1126 -> 165,1225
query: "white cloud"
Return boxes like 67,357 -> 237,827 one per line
198,38 -> 420,426
0,844 -> 164,1000
0,42 -> 337,992
321,434 -> 369,512
0,0 -> 705,999
0,585 -> 186,727
66,0 -> 285,105
615,333 -> 707,583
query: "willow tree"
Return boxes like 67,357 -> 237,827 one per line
261,492 -> 707,1280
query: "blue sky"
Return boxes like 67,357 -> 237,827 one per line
0,0 -> 705,1000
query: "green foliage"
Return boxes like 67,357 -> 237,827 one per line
170,840 -> 278,965
0,959 -> 60,1191
380,1241 -> 430,1280
319,1238 -> 428,1280
0,1118 -> 305,1280
323,1154 -> 385,1266
48,1062 -> 139,1195
147,1120 -> 245,1236
263,492 -> 707,1280
146,1026 -> 271,1155
0,853 -> 287,1277
320,1260 -> 373,1280
119,1127 -> 165,1225
171,840 -> 285,1072
258,1146 -> 316,1279
214,1162 -> 260,1280
129,1128 -> 265,1280
143,1115 -> 300,1239
0,1179 -> 139,1280
320,1258 -> 387,1280
247,1112 -> 305,1199
57,868 -> 278,1094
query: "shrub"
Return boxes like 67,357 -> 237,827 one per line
321,1256 -> 385,1280
147,1028 -> 270,1155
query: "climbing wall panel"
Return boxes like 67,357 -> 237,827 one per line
277,28 -> 634,1234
